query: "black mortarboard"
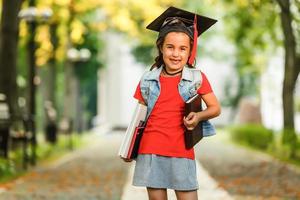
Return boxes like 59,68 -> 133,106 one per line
146,6 -> 217,37
146,6 -> 217,65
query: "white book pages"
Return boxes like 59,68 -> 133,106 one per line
186,94 -> 199,103
118,103 -> 147,158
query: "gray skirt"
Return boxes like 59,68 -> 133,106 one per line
132,154 -> 198,191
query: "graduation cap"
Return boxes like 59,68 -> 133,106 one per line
146,6 -> 217,65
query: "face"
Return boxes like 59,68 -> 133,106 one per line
160,32 -> 191,73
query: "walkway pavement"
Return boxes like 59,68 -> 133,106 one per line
196,131 -> 300,199
1,130 -> 299,199
0,132 -> 128,200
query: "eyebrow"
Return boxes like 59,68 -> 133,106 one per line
165,43 -> 189,48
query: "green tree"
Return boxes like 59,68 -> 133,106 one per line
74,29 -> 103,128
215,0 -> 279,112
215,0 -> 299,153
19,0 -> 106,132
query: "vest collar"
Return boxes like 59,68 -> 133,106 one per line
144,66 -> 163,81
145,65 -> 194,82
181,66 -> 194,82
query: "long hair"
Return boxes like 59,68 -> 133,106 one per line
150,38 -> 164,70
150,34 -> 195,71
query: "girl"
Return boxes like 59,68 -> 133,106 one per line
122,7 -> 221,200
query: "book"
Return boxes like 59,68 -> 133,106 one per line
118,103 -> 147,159
184,94 -> 203,149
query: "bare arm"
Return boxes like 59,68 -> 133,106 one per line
197,92 -> 221,120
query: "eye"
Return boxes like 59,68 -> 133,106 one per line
181,47 -> 187,51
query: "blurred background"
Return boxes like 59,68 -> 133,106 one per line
0,0 -> 299,199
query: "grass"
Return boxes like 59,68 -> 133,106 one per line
224,125 -> 300,168
267,132 -> 300,167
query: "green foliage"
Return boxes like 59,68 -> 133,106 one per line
73,12 -> 104,81
296,98 -> 300,112
131,44 -> 155,65
81,77 -> 97,125
230,124 -> 274,150
230,125 -> 300,164
281,128 -> 298,157
292,0 -> 300,54
73,26 -> 103,127
0,133 -> 86,182
73,31 -> 102,84
282,129 -> 298,145
0,158 -> 15,178
267,131 -> 300,164
35,134 -> 83,160
220,0 -> 280,108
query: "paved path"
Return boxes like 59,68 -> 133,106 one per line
2,129 -> 299,199
0,132 -> 128,200
196,131 -> 300,200
0,131 -> 233,200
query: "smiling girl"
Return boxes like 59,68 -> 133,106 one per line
122,7 -> 221,200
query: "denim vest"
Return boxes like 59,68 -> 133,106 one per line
140,66 -> 216,137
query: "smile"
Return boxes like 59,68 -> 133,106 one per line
170,59 -> 181,64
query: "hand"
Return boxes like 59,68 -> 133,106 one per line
183,112 -> 201,130
120,156 -> 133,162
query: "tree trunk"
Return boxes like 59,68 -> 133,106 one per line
63,0 -> 76,133
48,23 -> 58,108
0,0 -> 23,118
276,0 -> 300,152
43,23 -> 58,140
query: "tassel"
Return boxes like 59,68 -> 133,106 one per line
188,15 -> 198,66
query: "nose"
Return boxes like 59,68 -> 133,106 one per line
172,49 -> 179,57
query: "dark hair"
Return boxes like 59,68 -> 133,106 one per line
150,33 -> 195,70
150,38 -> 164,70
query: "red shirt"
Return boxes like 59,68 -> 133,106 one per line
134,72 -> 212,160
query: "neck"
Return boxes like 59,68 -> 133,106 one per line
163,66 -> 183,76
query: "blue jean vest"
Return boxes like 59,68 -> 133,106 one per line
140,66 -> 216,137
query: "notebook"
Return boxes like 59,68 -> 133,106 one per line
184,94 -> 203,149
118,103 -> 147,159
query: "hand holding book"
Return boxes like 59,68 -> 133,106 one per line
183,111 -> 202,130
184,94 -> 203,149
